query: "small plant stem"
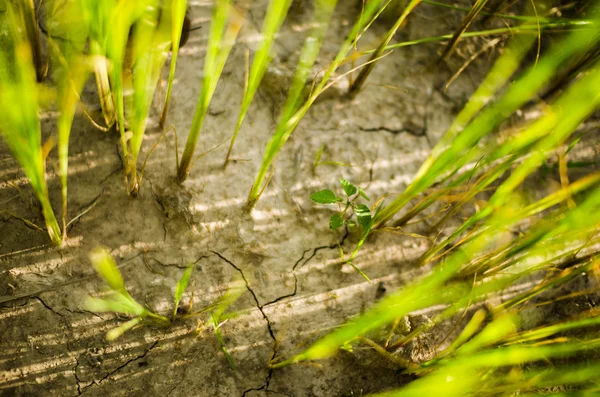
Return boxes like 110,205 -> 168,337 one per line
439,0 -> 488,61
40,194 -> 62,246
91,42 -> 116,129
348,0 -> 422,98
178,110 -> 207,182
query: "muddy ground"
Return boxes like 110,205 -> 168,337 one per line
0,1 -> 574,396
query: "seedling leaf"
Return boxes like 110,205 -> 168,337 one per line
84,294 -> 146,317
356,204 -> 372,229
174,264 -> 194,318
310,189 -> 342,204
175,265 -> 194,305
329,214 -> 344,230
340,179 -> 357,197
90,248 -> 124,292
358,187 -> 370,201
106,317 -> 142,341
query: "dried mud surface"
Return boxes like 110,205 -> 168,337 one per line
2,1 -> 589,396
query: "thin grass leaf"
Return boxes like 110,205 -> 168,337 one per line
173,264 -> 194,318
247,0 -> 341,206
348,0 -> 422,97
374,18 -> 600,227
177,0 -> 243,181
0,3 -> 61,245
89,248 -> 125,292
84,294 -> 147,317
224,0 -> 293,165
439,0 -> 488,60
211,312 -> 237,369
106,317 -> 143,341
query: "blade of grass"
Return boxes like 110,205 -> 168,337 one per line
177,0 -> 244,181
374,18 -> 600,228
223,0 -> 293,166
0,4 -> 61,245
247,0 -> 385,207
439,0 -> 488,61
348,0 -> 423,97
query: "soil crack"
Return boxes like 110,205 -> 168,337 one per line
213,231 -> 347,396
210,251 -> 277,395
262,230 -> 349,308
34,296 -> 65,318
359,124 -> 426,137
80,340 -> 160,393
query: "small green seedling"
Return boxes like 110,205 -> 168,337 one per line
85,248 -> 196,340
310,179 -> 375,280
173,264 -> 194,320
310,178 -> 371,232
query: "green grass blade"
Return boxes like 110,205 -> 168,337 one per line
374,18 -> 600,228
106,317 -> 143,341
248,0 -> 387,206
246,0 -> 345,206
348,0 -> 423,97
177,0 -> 243,181
89,248 -> 125,293
223,0 -> 292,165
0,4 -> 61,245
173,264 -> 194,318
439,0 -> 488,60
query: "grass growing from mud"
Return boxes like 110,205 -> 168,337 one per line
1,0 -> 600,394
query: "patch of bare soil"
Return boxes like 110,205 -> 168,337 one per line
0,1 -> 514,396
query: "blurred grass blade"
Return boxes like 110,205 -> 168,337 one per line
84,0 -> 117,129
223,0 -> 292,165
159,0 -> 188,129
22,0 -> 44,81
46,0 -> 92,239
374,17 -> 600,228
106,317 -> 143,341
0,3 -> 61,245
177,0 -> 244,181
421,60 -> 600,264
127,0 -> 173,194
84,294 -> 147,317
211,312 -> 237,369
90,248 -> 125,293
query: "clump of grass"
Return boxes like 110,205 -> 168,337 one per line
269,6 -> 600,394
85,248 -> 245,354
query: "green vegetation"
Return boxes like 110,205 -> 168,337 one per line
86,248 -> 244,368
1,0 -> 600,394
